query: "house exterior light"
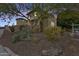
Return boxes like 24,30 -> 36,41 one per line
34,12 -> 37,16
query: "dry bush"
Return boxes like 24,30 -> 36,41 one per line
43,26 -> 65,42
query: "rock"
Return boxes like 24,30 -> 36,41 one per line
42,50 -> 48,56
41,47 -> 63,56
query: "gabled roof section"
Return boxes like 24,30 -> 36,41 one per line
27,10 -> 35,15
16,18 -> 26,21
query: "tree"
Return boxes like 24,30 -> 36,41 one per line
0,3 -> 79,25
1,3 -> 79,30
30,3 -> 79,32
1,3 -> 79,42
32,5 -> 50,32
0,4 -> 31,22
57,10 -> 79,29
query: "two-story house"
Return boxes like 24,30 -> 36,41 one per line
26,10 -> 57,32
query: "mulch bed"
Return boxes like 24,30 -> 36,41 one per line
1,30 -> 79,56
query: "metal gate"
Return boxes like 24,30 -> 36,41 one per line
72,23 -> 79,33
72,23 -> 79,37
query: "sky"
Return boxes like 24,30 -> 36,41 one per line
0,17 -> 16,27
0,11 -> 30,27
0,4 -> 32,27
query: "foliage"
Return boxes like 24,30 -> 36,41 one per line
1,4 -> 79,25
0,3 -> 79,20
43,26 -> 64,42
1,3 -> 79,31
32,5 -> 51,32
0,4 -> 16,13
57,10 -> 79,29
9,26 -> 15,32
32,26 -> 40,33
12,26 -> 32,43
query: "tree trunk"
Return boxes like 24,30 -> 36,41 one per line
40,21 -> 43,32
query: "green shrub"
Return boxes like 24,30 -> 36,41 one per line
12,32 -> 21,43
32,26 -> 40,33
43,26 -> 64,42
12,27 -> 32,43
57,10 -> 79,29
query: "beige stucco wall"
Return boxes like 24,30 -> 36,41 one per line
17,20 -> 27,26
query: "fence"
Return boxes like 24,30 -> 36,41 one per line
72,23 -> 79,33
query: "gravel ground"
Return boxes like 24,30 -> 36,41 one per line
1,30 -> 79,56
0,30 -> 64,56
